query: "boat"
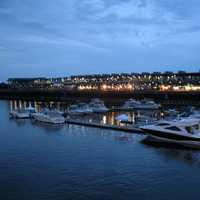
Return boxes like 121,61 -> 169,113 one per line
136,99 -> 160,110
32,110 -> 65,124
68,103 -> 93,114
121,99 -> 141,110
135,115 -> 157,125
10,106 -> 36,119
89,99 -> 109,113
10,109 -> 30,119
140,118 -> 200,149
116,114 -> 133,124
121,99 -> 160,110
165,109 -> 179,117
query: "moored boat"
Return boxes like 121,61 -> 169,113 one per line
115,114 -> 133,124
121,98 -> 160,110
10,109 -> 30,119
140,118 -> 200,149
68,103 -> 93,114
10,105 -> 36,119
32,110 -> 65,124
89,99 -> 109,113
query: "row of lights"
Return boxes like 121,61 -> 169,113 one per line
160,85 -> 200,91
78,84 -> 134,91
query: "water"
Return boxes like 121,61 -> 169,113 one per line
1,100 -> 200,200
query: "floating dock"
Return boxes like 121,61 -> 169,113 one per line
65,119 -> 144,134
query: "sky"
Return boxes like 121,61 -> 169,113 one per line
1,0 -> 200,81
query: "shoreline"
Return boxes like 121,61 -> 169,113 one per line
1,88 -> 200,106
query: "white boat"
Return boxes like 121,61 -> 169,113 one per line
68,103 -> 93,114
10,105 -> 36,119
25,105 -> 36,113
121,99 -> 141,110
121,99 -> 160,110
10,109 -> 30,119
32,110 -> 65,124
135,115 -> 157,125
115,114 -> 132,123
89,99 -> 109,113
136,99 -> 160,110
140,118 -> 200,149
165,109 -> 179,117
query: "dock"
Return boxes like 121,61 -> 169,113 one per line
65,119 -> 144,134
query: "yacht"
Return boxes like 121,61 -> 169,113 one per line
32,110 -> 65,124
121,99 -> 141,110
116,114 -> 132,124
89,99 -> 109,113
165,109 -> 179,117
140,118 -> 200,149
135,115 -> 157,125
10,109 -> 30,119
68,103 -> 93,114
10,106 -> 36,119
136,99 -> 160,110
121,99 -> 160,110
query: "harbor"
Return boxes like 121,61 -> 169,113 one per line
1,99 -> 200,200
8,96 -> 200,149
2,0 -> 200,198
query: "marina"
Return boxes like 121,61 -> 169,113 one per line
1,0 -> 200,198
8,99 -> 200,145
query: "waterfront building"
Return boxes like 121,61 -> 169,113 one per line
7,71 -> 200,92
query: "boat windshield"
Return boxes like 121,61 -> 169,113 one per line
165,126 -> 182,131
157,123 -> 170,126
185,124 -> 200,134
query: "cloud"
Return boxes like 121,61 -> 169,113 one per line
0,0 -> 200,80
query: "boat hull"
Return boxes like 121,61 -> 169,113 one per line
33,114 -> 65,124
10,111 -> 30,119
120,105 -> 160,110
146,135 -> 200,149
142,128 -> 200,149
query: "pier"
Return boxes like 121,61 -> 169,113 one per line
65,118 -> 144,134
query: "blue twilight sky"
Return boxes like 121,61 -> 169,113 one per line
0,0 -> 200,81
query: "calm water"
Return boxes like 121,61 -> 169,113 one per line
1,100 -> 200,200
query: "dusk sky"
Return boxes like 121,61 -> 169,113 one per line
1,0 -> 200,81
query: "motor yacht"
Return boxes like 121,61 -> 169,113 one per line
136,99 -> 160,110
10,106 -> 36,119
135,115 -> 157,125
10,109 -> 30,119
32,110 -> 65,124
115,114 -> 133,124
89,99 -> 109,113
68,103 -> 93,114
121,99 -> 141,110
140,118 -> 200,149
121,99 -> 160,110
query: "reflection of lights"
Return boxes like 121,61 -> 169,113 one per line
103,115 -> 107,124
10,101 -> 13,111
111,112 -> 115,125
14,101 -> 17,110
19,100 -> 22,109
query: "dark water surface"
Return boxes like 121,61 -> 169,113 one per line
1,100 -> 200,200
